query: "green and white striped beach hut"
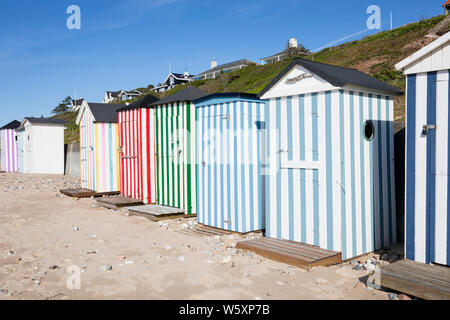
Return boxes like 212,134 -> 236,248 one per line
151,87 -> 208,215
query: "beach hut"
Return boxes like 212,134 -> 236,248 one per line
258,58 -> 402,260
151,87 -> 208,215
194,93 -> 267,233
396,31 -> 450,266
76,102 -> 122,193
15,117 -> 66,175
116,94 -> 159,203
0,120 -> 21,172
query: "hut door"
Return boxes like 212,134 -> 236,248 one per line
17,133 -> 24,173
425,76 -> 449,266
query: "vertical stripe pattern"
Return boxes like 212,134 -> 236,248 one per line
405,70 -> 450,266
0,129 -> 18,172
265,90 -> 396,260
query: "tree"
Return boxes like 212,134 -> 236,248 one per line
52,96 -> 72,114
147,84 -> 155,90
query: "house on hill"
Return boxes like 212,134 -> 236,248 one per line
444,0 -> 450,15
103,90 -> 142,103
71,98 -> 85,111
152,72 -> 194,93
261,38 -> 311,65
193,59 -> 253,80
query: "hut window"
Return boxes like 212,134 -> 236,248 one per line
363,121 -> 375,141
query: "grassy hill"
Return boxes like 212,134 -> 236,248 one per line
61,15 -> 450,143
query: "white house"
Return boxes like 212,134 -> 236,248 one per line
16,117 -> 66,175
396,31 -> 450,266
152,72 -> 194,93
103,90 -> 142,103
193,59 -> 253,80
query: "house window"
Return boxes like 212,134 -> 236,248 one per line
363,120 -> 375,141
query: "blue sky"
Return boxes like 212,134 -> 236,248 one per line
0,0 -> 445,126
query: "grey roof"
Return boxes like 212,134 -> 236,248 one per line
23,117 -> 67,126
193,92 -> 260,104
151,87 -> 208,106
87,103 -> 122,123
197,59 -> 253,76
258,58 -> 403,97
0,120 -> 21,130
107,91 -> 122,98
117,94 -> 160,112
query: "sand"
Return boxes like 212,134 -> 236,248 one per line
0,173 -> 396,300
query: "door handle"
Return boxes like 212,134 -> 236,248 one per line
422,124 -> 436,136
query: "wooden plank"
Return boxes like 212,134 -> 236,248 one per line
236,238 -> 342,270
380,260 -> 450,300
60,188 -> 98,198
96,196 -> 144,210
127,205 -> 196,222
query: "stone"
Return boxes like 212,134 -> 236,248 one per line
220,256 -> 232,264
398,294 -> 412,300
102,264 -> 112,271
354,282 -> 366,289
165,245 -> 172,251
353,264 -> 363,271
388,293 -> 398,300
73,227 -> 79,232
178,256 -> 185,262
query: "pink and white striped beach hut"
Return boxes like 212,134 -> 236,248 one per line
0,120 -> 21,172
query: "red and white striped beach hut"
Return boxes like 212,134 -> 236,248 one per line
117,94 -> 160,204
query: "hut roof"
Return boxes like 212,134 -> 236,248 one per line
117,94 -> 159,112
88,103 -> 122,123
258,58 -> 403,98
193,92 -> 260,105
0,120 -> 21,130
23,117 -> 67,126
151,87 -> 208,106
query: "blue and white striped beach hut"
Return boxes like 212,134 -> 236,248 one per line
258,58 -> 402,260
195,93 -> 266,233
396,31 -> 450,266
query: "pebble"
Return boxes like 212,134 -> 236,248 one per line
388,293 -> 398,300
398,294 -> 412,300
220,256 -> 232,264
354,282 -> 367,289
73,227 -> 79,232
165,245 -> 172,251
102,264 -> 112,271
276,281 -> 284,286
124,261 -> 134,265
178,256 -> 185,262
353,264 -> 363,271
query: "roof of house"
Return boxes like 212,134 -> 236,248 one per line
261,46 -> 311,61
23,117 -> 67,126
258,58 -> 403,97
72,98 -> 85,106
396,31 -> 450,71
196,59 -> 253,77
0,120 -> 21,130
117,94 -> 160,112
87,103 -> 123,123
107,91 -> 122,98
443,0 -> 450,7
151,87 -> 208,106
193,92 -> 260,105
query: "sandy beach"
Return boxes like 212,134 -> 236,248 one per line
0,173 -> 401,300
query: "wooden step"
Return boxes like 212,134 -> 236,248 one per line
96,196 -> 144,210
380,259 -> 450,300
127,204 -> 192,222
236,237 -> 342,270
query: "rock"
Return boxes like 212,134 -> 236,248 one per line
354,282 -> 366,289
388,293 -> 398,300
165,245 -> 172,251
156,255 -> 162,259
276,281 -> 284,286
102,264 -> 112,271
124,261 -> 134,265
220,256 -> 232,264
399,294 -> 412,300
48,265 -> 60,270
73,227 -> 79,232
350,261 -> 359,266
364,263 -> 377,272
178,256 -> 185,262
353,264 -> 363,271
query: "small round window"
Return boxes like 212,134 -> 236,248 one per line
364,121 -> 375,141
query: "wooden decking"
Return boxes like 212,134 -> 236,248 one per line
127,205 -> 189,222
178,224 -> 233,237
380,259 -> 450,300
96,196 -> 143,210
236,237 -> 342,270
60,188 -> 120,198
60,188 -> 98,198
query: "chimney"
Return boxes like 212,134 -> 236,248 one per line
288,38 -> 298,48
210,59 -> 218,69
184,71 -> 189,78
